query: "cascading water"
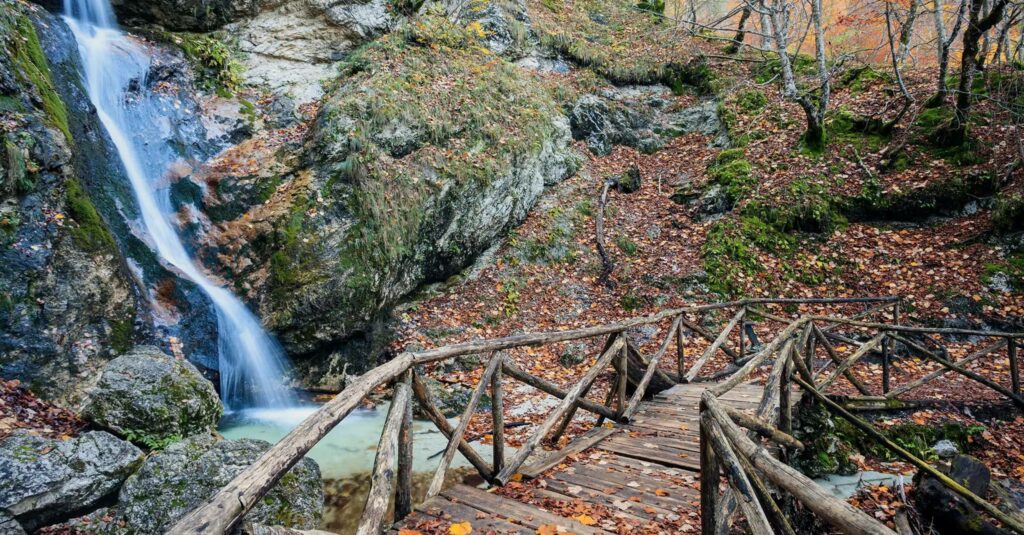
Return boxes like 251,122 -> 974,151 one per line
64,0 -> 293,410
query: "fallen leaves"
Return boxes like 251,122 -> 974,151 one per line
447,521 -> 472,535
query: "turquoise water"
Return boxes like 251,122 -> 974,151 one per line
219,403 -> 495,479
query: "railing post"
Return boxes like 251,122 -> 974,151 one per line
615,343 -> 628,418
356,372 -> 411,535
1010,337 -> 1020,395
491,358 -> 505,478
700,398 -> 721,535
882,331 -> 891,394
395,371 -> 414,522
738,309 -> 746,363
677,319 -> 686,379
780,352 -> 792,437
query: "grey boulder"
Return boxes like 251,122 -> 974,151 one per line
109,435 -> 323,533
0,431 -> 143,531
83,346 -> 222,444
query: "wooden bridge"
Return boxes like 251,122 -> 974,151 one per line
167,297 -> 1024,535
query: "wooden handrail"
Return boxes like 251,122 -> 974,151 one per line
169,296 -> 911,534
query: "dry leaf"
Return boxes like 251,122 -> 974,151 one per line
449,521 -> 472,535
574,514 -> 596,526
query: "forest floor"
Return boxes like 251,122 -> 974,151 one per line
391,14 -> 1024,530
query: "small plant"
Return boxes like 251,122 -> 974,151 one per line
735,89 -> 768,113
615,234 -> 638,256
122,429 -> 182,450
174,33 -> 244,94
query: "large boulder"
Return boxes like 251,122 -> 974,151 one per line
83,346 -> 222,444
0,431 -> 143,532
109,435 -> 323,533
189,11 -> 578,389
0,0 -> 138,407
447,0 -> 533,57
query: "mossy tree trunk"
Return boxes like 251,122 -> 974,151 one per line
937,0 -> 1008,146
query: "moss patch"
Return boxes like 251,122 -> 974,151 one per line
167,32 -> 244,95
65,178 -> 117,253
0,7 -> 71,140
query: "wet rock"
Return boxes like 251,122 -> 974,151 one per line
110,0 -> 260,31
569,93 -> 651,156
1,3 -> 139,407
0,431 -> 143,531
615,165 -> 641,193
111,435 -> 323,533
83,346 -> 222,444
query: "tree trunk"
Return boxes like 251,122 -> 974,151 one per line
897,0 -> 922,63
726,7 -> 752,54
939,0 -> 1009,146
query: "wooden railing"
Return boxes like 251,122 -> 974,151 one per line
168,296 -> 905,535
698,310 -> 1024,535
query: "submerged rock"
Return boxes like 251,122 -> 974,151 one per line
83,346 -> 222,444
111,435 -> 323,533
0,431 -> 143,532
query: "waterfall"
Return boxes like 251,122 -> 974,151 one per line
63,0 -> 294,410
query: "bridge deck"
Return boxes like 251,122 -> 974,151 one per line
393,382 -> 768,534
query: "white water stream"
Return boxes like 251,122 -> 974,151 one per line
64,0 -> 293,410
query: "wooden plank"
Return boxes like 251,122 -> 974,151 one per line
442,485 -> 610,534
550,470 -> 697,511
596,441 -> 699,470
414,495 -> 528,533
520,427 -> 618,478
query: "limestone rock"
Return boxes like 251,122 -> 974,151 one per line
569,86 -> 729,156
0,431 -> 143,532
83,346 -> 222,444
110,435 -> 323,533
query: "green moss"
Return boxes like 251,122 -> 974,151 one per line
108,316 -> 133,353
324,9 -> 563,270
754,53 -> 816,84
838,65 -> 892,93
614,234 -> 638,256
735,89 -> 768,112
65,178 -> 117,253
982,252 -> 1024,292
992,192 -> 1024,234
664,58 -> 718,95
828,108 -> 889,151
169,32 -> 244,94
0,9 -> 71,140
707,157 -> 754,203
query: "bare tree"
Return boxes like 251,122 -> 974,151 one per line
937,0 -> 1010,145
928,0 -> 968,107
897,0 -> 924,62
726,6 -> 753,54
758,0 -> 830,150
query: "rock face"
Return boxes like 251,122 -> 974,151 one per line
0,1 -> 138,407
83,346 -> 222,444
448,0 -> 533,57
0,431 -> 143,531
569,86 -> 729,156
226,0 -> 398,103
110,435 -> 323,532
192,12 -> 578,389
110,0 -> 260,31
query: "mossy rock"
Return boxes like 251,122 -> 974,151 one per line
83,346 -> 223,446
992,192 -> 1024,234
111,435 -> 322,532
707,156 -> 754,202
